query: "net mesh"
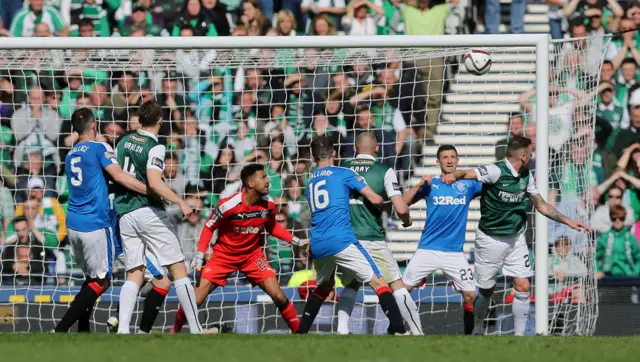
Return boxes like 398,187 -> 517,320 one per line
0,36 -> 605,335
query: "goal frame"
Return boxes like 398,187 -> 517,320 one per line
0,34 -> 551,335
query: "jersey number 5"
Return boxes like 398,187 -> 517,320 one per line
70,156 -> 83,186
308,180 -> 329,211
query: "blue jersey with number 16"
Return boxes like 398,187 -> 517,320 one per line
65,141 -> 118,233
306,166 -> 368,259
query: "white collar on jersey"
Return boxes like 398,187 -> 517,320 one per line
137,129 -> 158,142
502,159 -> 520,177
355,154 -> 376,160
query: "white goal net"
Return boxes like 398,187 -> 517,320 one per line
0,35 -> 605,335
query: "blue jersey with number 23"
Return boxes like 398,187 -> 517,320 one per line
306,166 -> 368,259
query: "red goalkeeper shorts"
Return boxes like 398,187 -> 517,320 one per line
201,249 -> 275,287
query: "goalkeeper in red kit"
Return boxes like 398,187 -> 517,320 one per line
171,164 -> 308,333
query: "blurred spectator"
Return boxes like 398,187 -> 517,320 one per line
119,2 -> 168,36
609,103 -> 640,157
563,0 -> 623,23
264,137 -> 289,198
597,81 -> 623,130
172,0 -> 219,36
548,236 -> 587,304
1,0 -> 22,36
201,0 -> 231,36
485,0 -> 524,34
237,0 -> 270,35
68,0 -> 110,37
282,175 -> 310,224
15,153 -> 57,203
281,74 -> 314,140
14,179 -> 65,250
301,0 -> 345,32
173,192 -> 206,262
341,0 -> 383,36
547,0 -> 567,39
0,183 -> 14,242
11,86 -> 62,170
34,22 -> 52,36
266,208 -> 307,284
165,152 -> 187,196
600,60 -> 615,83
346,106 -> 395,167
495,112 -> 524,160
208,144 -> 241,197
607,18 -> 640,69
310,13 -> 337,35
157,71 -> 188,124
592,185 -> 635,233
596,204 -> 640,278
1,217 -> 46,286
396,0 -> 459,143
10,0 -> 70,37
275,9 -> 297,35
300,111 -> 346,158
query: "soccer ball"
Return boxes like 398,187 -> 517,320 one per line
464,49 -> 492,76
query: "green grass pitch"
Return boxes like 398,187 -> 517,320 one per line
0,334 -> 637,362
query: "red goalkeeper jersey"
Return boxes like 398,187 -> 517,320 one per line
197,191 -> 294,257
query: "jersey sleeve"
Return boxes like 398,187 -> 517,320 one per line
147,144 -> 166,172
474,164 -> 501,184
383,168 -> 401,198
266,202 -> 294,243
526,172 -> 540,196
197,205 -> 225,253
471,180 -> 483,197
97,142 -> 118,169
345,169 -> 368,192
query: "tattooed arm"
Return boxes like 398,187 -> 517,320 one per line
530,194 -> 590,231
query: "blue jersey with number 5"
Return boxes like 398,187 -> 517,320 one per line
65,141 -> 118,232
306,166 -> 368,259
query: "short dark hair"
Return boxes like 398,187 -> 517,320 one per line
165,152 -> 179,162
78,18 -> 94,29
241,164 -> 265,188
506,136 -> 532,157
71,108 -> 96,135
13,216 -> 28,227
622,57 -> 638,68
311,135 -> 334,161
436,145 -> 457,159
138,100 -> 163,127
602,60 -> 613,68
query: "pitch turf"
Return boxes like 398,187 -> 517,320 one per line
0,334 -> 636,362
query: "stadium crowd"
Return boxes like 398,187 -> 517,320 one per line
0,0 -> 639,297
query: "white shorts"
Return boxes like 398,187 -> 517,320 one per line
402,249 -> 475,292
315,242 -> 382,285
119,206 -> 184,271
474,228 -> 533,289
341,241 -> 401,285
68,227 -> 116,279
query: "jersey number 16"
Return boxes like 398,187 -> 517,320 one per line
308,180 -> 329,211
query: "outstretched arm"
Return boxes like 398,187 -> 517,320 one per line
402,176 -> 430,205
359,186 -> 383,207
530,194 -> 590,232
105,164 -> 148,195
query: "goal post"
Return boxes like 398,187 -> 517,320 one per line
0,34 -> 603,336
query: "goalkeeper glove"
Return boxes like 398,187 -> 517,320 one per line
190,251 -> 204,272
291,237 -> 309,247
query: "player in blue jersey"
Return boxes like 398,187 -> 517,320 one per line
296,136 -> 408,335
400,145 -> 482,335
55,108 -> 148,333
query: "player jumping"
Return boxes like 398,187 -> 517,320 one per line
442,136 -> 590,336
171,164 -> 308,333
296,136 -> 408,335
400,145 -> 482,335
114,100 -> 202,334
55,108 -> 148,332
335,133 -> 419,335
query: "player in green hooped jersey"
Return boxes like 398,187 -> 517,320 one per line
442,136 -> 589,336
113,100 -> 204,334
335,133 -> 418,335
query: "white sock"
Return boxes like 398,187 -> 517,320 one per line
117,281 -> 140,334
473,293 -> 491,335
393,288 -> 423,335
336,286 -> 358,334
174,277 -> 202,334
512,291 -> 530,336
